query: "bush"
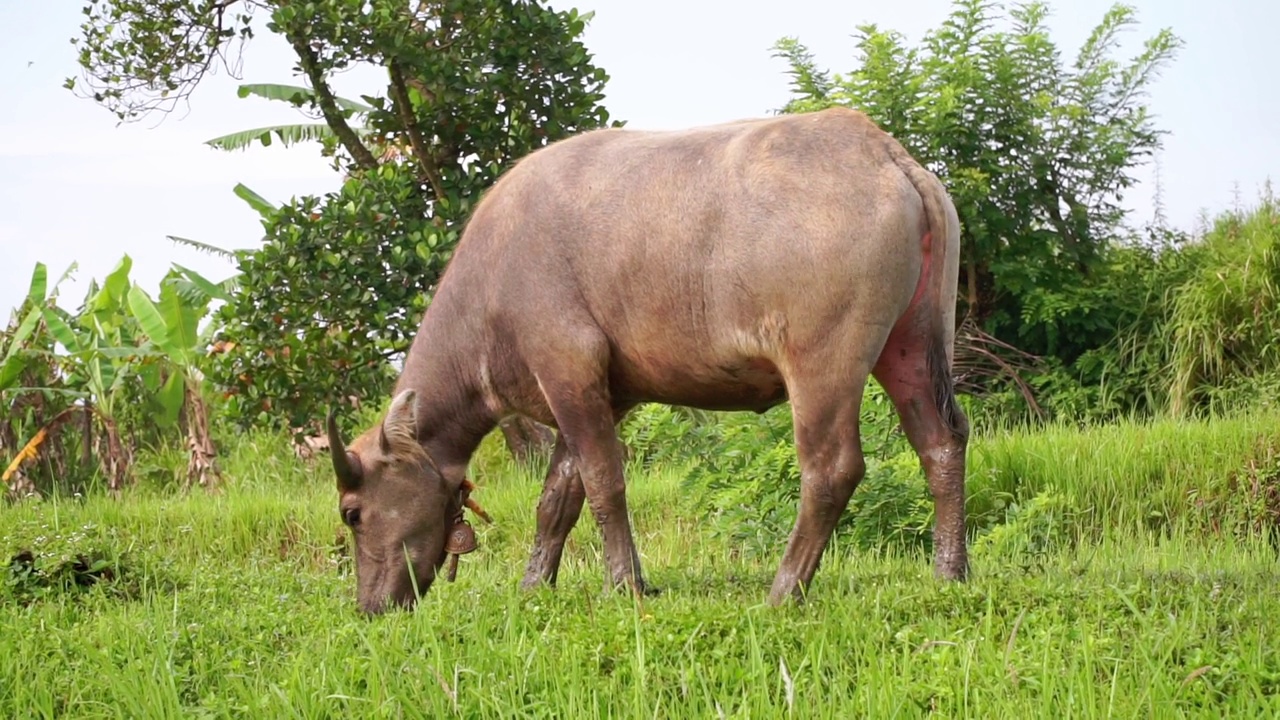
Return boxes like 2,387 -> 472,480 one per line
970,488 -> 1077,570
618,404 -> 719,472
621,384 -> 930,556
971,193 -> 1280,428
1065,193 -> 1280,422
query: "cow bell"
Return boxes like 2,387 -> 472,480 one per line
443,519 -> 477,583
446,520 -> 477,555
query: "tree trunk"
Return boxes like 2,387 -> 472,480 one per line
287,34 -> 380,171
497,416 -> 555,463
101,416 -> 132,495
388,61 -> 448,202
966,256 -> 980,320
184,381 -> 222,492
81,400 -> 93,468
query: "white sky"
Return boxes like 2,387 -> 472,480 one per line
1,1 -> 1277,317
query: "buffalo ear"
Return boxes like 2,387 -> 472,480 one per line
380,389 -> 419,454
327,407 -> 362,492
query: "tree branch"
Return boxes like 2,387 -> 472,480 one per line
966,254 -> 979,318
71,0 -> 259,122
388,61 -> 447,202
1040,168 -> 1082,257
287,35 -> 380,171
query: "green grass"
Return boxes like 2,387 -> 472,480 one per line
3,415 -> 1280,718
967,409 -> 1280,536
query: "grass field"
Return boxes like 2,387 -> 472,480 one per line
3,412 -> 1280,718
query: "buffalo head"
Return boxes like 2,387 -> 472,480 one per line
327,389 -> 464,615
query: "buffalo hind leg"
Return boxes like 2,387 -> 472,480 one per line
520,434 -> 585,589
768,347 -> 879,605
872,325 -> 970,581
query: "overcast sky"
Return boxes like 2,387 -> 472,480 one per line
1,1 -> 1276,317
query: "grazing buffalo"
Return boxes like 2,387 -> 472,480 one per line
326,107 -> 969,615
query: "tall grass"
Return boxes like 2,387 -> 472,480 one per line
969,408 -> 1280,540
633,395 -> 1280,560
1168,193 -> 1280,415
3,411 -> 1280,717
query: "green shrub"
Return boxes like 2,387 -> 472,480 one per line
655,384 -> 928,556
972,195 -> 1280,428
1055,194 -> 1280,423
618,404 -> 718,472
970,488 -> 1077,570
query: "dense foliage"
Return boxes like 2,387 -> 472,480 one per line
1,254 -> 233,496
69,0 -> 618,443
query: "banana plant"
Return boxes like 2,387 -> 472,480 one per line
2,259 -> 144,495
127,265 -> 233,490
1,262 -> 86,394
204,83 -> 376,153
38,256 -> 152,492
2,263 -> 67,494
1,263 -> 52,398
5,255 -> 235,495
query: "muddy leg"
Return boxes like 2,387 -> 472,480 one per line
768,373 -> 873,605
520,434 -> 585,589
520,405 -> 637,591
873,336 -> 970,581
566,411 -> 649,595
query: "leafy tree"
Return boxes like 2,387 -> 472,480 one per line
773,0 -> 1182,364
70,0 -> 617,455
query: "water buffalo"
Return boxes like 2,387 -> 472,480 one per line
326,106 -> 969,615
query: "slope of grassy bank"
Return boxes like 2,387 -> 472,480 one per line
966,409 -> 1280,541
3,412 -> 1279,718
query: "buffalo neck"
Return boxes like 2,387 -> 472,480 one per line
393,294 -> 495,476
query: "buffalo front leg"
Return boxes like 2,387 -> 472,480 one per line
768,368 -> 874,605
537,356 -> 650,595
566,410 -> 650,595
520,434 -> 586,589
873,330 -> 971,581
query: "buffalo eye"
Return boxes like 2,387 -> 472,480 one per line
342,507 -> 362,528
